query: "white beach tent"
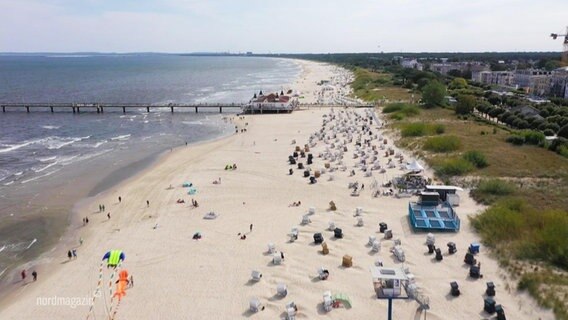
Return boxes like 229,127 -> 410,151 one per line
405,160 -> 424,172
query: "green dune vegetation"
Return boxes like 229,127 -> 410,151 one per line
350,67 -> 568,319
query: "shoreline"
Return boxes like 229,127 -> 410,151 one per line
0,116 -> 236,305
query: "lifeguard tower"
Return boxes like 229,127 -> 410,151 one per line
371,266 -> 429,320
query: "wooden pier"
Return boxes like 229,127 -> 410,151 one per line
0,103 -> 243,114
0,102 -> 376,114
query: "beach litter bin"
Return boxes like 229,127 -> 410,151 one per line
447,242 -> 457,254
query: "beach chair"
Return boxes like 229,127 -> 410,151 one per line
496,305 -> 506,320
308,207 -> 316,215
328,221 -> 336,231
470,265 -> 482,279
276,283 -> 288,297
469,243 -> 480,254
379,222 -> 388,233
203,212 -> 218,220
435,248 -> 443,261
342,255 -> 353,267
384,229 -> 393,240
321,242 -> 329,255
356,217 -> 364,227
323,291 -> 333,312
251,270 -> 262,281
267,243 -> 276,254
285,302 -> 297,320
290,227 -> 299,242
448,242 -> 457,254
309,176 -> 317,184
426,233 -> 435,245
355,207 -> 363,216
301,215 -> 311,225
249,298 -> 262,313
273,253 -> 282,265
464,253 -> 477,265
368,235 -> 377,246
318,267 -> 330,280
486,281 -> 496,297
393,246 -> 405,262
427,244 -> 436,254
313,233 -> 324,244
334,228 -> 343,239
484,297 -> 496,314
371,240 -> 381,253
450,281 -> 460,297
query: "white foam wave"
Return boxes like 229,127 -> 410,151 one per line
182,121 -> 204,125
0,140 -> 40,154
26,239 -> 37,249
14,171 -> 23,176
32,161 -> 58,173
41,136 -> 90,150
42,125 -> 61,130
0,245 -> 5,253
110,134 -> 131,141
3,181 -> 14,186
21,168 -> 61,184
38,156 -> 57,162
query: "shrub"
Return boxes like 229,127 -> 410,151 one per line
463,150 -> 488,168
433,124 -> 445,134
401,123 -> 426,137
506,135 -> 525,145
477,179 -> 516,195
455,95 -> 476,115
521,130 -> 545,145
543,128 -> 555,136
423,136 -> 461,152
434,158 -> 474,176
383,103 -> 405,113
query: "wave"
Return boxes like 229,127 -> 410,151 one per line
14,171 -> 23,176
110,134 -> 131,141
92,140 -> 108,148
21,168 -> 61,184
0,245 -> 5,254
26,238 -> 37,249
32,161 -> 58,173
42,125 -> 61,130
3,181 -> 14,186
38,156 -> 57,162
40,136 -> 91,150
182,121 -> 204,125
0,139 -> 40,154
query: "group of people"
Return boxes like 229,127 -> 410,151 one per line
288,201 -> 302,207
67,249 -> 78,260
224,164 -> 238,170
20,269 -> 38,282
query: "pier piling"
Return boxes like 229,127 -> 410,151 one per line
26,106 -> 30,113
50,106 -> 54,113
147,106 -> 150,113
170,106 -> 174,113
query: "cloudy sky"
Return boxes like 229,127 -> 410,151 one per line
1,0 -> 566,53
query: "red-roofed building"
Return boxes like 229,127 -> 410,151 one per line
243,91 -> 298,113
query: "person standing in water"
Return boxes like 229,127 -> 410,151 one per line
32,271 -> 37,281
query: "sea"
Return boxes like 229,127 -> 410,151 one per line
0,54 -> 301,287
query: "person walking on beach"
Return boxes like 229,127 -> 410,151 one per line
72,249 -> 77,259
99,204 -> 102,212
32,271 -> 37,281
118,196 -> 122,203
67,250 -> 72,260
86,217 -> 89,224
249,224 -> 253,232
79,237 -> 84,246
21,270 -> 26,281
129,275 -> 134,288
107,212 -> 111,220
146,200 -> 150,207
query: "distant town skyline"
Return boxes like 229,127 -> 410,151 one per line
1,0 -> 566,53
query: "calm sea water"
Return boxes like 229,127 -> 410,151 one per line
0,55 -> 301,283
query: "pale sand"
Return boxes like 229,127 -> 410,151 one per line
0,60 -> 553,320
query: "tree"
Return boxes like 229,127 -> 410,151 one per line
449,77 -> 468,90
422,80 -> 446,108
455,95 -> 477,115
558,124 -> 568,139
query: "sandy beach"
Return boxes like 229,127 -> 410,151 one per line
0,60 -> 553,320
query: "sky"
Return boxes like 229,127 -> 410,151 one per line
1,0 -> 566,53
